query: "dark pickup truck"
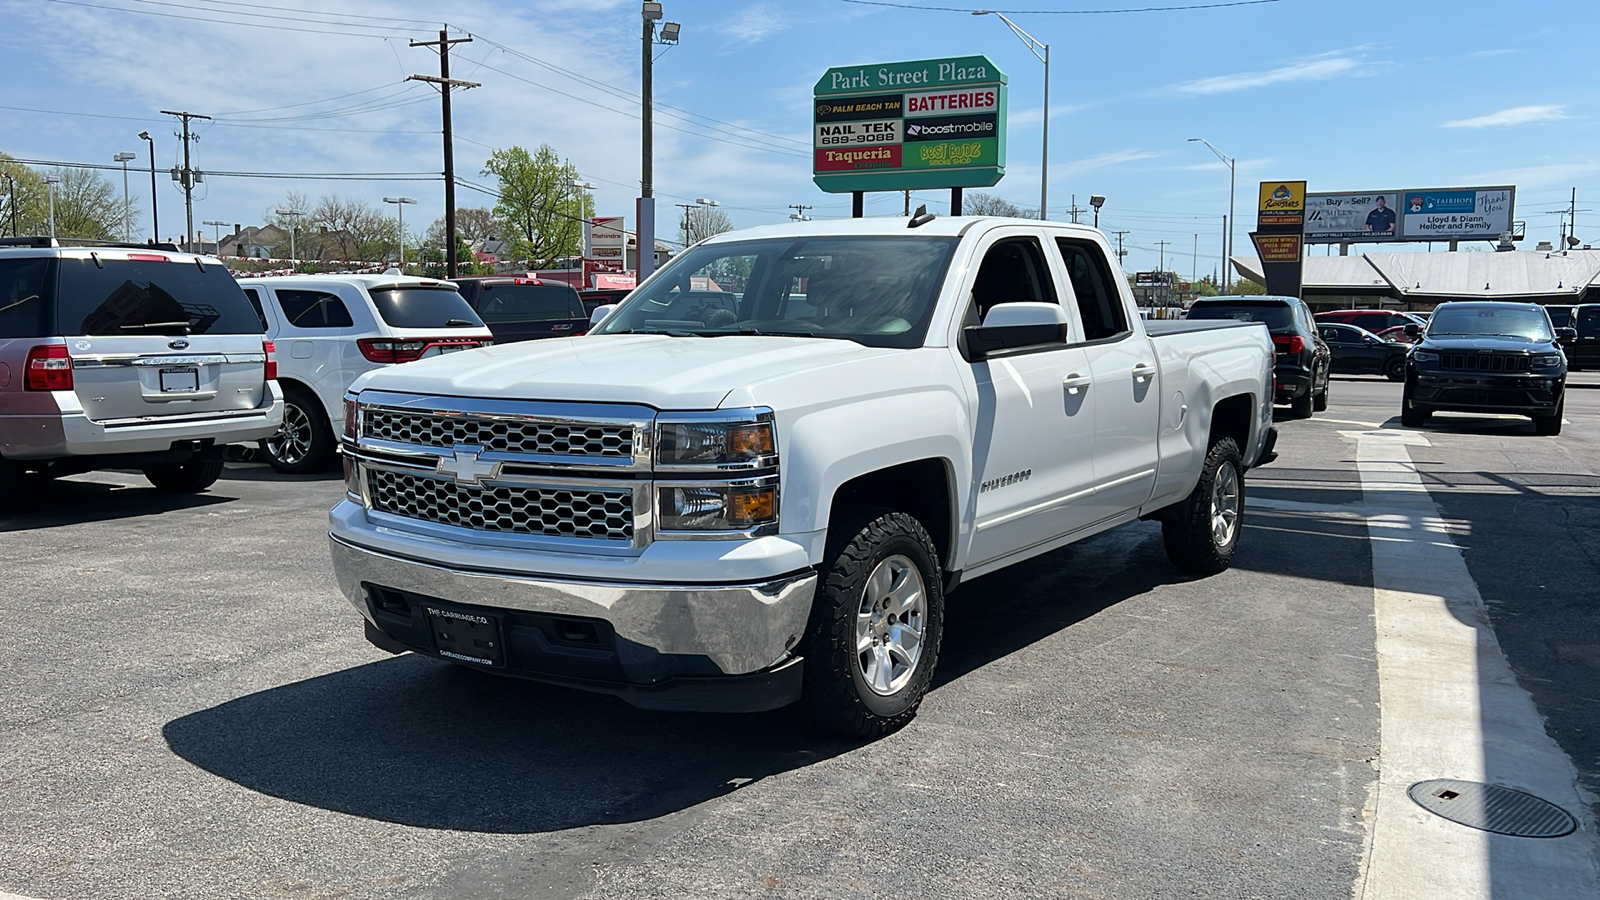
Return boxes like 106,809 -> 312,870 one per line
1401,301 -> 1571,435
451,276 -> 589,344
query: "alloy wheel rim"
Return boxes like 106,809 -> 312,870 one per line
854,554 -> 927,696
266,401 -> 312,465
1211,460 -> 1241,547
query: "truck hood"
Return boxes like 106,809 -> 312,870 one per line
349,333 -> 899,409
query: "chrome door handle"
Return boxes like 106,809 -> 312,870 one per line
1062,374 -> 1092,395
1132,363 -> 1155,384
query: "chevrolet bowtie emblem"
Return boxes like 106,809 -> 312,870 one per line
436,446 -> 501,485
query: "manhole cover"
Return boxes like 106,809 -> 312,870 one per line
1408,779 -> 1578,838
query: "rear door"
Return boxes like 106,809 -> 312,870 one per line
56,252 -> 266,423
1574,305 -> 1600,367
465,280 -> 587,343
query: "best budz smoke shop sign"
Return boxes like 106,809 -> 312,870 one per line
813,56 -> 1007,192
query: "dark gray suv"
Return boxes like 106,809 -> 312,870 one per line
0,238 -> 283,503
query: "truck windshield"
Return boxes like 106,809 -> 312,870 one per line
592,236 -> 960,349
1428,306 -> 1552,340
368,287 -> 485,329
1186,302 -> 1295,331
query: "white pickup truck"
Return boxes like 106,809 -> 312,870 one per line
329,215 -> 1277,735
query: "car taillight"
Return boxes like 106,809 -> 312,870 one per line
263,340 -> 277,380
357,338 -> 480,363
24,345 -> 73,391
1272,335 -> 1305,355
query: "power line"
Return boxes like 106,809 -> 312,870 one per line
837,0 -> 1282,13
36,0 -> 417,38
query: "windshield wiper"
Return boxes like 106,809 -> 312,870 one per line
120,321 -> 190,333
715,326 -> 827,338
610,328 -> 704,337
443,318 -> 477,327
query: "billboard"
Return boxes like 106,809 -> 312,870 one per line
813,56 -> 1007,193
1303,187 -> 1514,244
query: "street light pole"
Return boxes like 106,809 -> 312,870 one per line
382,197 -> 417,268
138,131 -> 158,243
1188,137 -> 1235,291
276,208 -> 304,266
114,152 -> 136,241
43,174 -> 59,238
975,10 -> 1048,220
203,219 -> 228,256
1090,194 -> 1105,230
639,2 -> 680,281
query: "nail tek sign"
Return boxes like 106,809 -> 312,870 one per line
813,56 -> 1007,193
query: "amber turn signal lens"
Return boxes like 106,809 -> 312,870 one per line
728,487 -> 777,526
727,424 -> 774,458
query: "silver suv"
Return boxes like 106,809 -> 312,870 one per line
0,238 -> 283,501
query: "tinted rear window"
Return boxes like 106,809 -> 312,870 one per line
368,287 -> 484,329
1187,302 -> 1295,330
1570,306 -> 1600,333
471,283 -> 582,322
0,257 -> 55,338
57,257 -> 263,335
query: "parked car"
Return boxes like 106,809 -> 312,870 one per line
1188,294 -> 1330,417
1568,304 -> 1600,371
451,276 -> 589,344
1401,301 -> 1568,434
235,273 -> 493,473
578,288 -> 631,316
330,216 -> 1278,735
0,237 -> 282,502
1315,308 -> 1427,333
1316,322 -> 1409,380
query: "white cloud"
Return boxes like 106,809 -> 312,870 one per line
1056,150 -> 1162,176
1442,105 -> 1568,128
1168,54 -> 1361,95
1465,161 -> 1600,188
1007,103 -> 1091,128
712,4 -> 789,44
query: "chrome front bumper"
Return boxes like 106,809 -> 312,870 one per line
329,534 -> 819,678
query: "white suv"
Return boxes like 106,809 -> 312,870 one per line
235,273 -> 493,473
0,238 -> 282,502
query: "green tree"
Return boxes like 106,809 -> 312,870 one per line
47,166 -> 132,241
482,145 -> 593,267
1230,277 -> 1268,295
0,153 -> 47,237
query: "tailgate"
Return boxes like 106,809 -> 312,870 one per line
69,334 -> 266,422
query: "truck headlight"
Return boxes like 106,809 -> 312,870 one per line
658,479 -> 779,533
1412,350 -> 1438,363
1531,353 -> 1563,368
656,409 -> 777,470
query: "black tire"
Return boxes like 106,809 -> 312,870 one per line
1313,372 -> 1330,412
1534,396 -> 1564,436
1383,356 -> 1406,382
143,457 -> 225,493
1162,436 -> 1244,575
261,386 -> 335,474
0,457 -> 33,512
1400,380 -> 1429,427
800,509 -> 944,738
1290,381 -> 1314,419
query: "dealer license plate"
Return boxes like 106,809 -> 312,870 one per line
159,367 -> 199,393
424,605 -> 505,667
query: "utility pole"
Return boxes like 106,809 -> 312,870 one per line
674,202 -> 695,248
114,152 -> 136,241
1156,240 -> 1169,275
1193,233 -> 1198,282
410,30 -> 477,278
788,204 -> 812,222
1112,230 -> 1130,266
1068,194 -> 1083,224
160,110 -> 210,250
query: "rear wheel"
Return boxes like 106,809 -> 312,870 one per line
1291,376 -> 1315,418
1400,380 -> 1430,427
1533,396 -> 1564,436
1313,370 -> 1330,412
1383,356 -> 1406,382
262,387 -> 334,474
143,457 -> 225,493
1162,436 -> 1244,575
801,509 -> 944,738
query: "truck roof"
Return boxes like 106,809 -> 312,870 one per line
698,215 -> 1108,243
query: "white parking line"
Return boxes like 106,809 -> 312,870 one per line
1346,430 -> 1598,899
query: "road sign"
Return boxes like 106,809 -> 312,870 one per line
813,56 -> 1007,193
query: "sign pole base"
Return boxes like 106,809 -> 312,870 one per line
852,191 -> 864,219
951,187 -> 962,216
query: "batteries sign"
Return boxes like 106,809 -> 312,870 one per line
813,56 -> 1007,193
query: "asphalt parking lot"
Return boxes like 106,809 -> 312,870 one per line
2,375 -> 1597,899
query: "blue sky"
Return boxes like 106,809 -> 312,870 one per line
3,0 -> 1597,276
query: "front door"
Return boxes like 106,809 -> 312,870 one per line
963,234 -> 1101,568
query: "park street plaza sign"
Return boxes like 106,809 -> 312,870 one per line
813,56 -> 1007,193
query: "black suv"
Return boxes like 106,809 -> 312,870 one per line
1187,294 -> 1331,417
1401,301 -> 1570,435
1567,303 -> 1600,370
450,276 -> 589,344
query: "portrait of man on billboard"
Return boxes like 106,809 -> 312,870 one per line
1365,195 -> 1397,235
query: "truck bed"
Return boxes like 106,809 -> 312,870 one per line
1145,318 -> 1268,338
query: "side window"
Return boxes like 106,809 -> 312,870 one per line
275,289 -> 353,329
241,288 -> 269,331
1318,326 -> 1340,343
970,237 -> 1058,324
0,257 -> 53,339
1054,238 -> 1128,341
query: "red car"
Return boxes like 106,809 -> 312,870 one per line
1374,325 -> 1421,344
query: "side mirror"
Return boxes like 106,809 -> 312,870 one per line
963,302 -> 1069,360
589,304 -> 618,329
1556,327 -> 1577,341
1403,323 -> 1421,337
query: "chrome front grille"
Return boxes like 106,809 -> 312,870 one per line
1439,352 -> 1530,373
364,408 -> 634,458
367,470 -> 634,541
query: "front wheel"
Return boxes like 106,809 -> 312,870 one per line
1383,357 -> 1406,382
1533,396 -> 1564,436
801,510 -> 944,738
1400,380 -> 1429,427
1162,436 -> 1244,575
143,457 -> 225,493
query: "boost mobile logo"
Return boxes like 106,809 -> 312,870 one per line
907,123 -> 921,136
